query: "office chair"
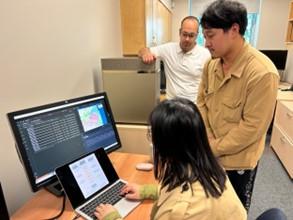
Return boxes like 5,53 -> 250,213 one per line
256,208 -> 287,220
0,182 -> 9,220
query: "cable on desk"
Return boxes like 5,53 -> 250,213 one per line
42,192 -> 66,220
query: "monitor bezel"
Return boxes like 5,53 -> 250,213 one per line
7,92 -> 121,192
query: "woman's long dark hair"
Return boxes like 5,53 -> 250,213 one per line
149,98 -> 226,198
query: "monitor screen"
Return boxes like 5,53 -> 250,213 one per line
259,50 -> 288,70
7,92 -> 121,193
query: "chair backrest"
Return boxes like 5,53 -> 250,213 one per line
0,182 -> 9,220
256,208 -> 287,220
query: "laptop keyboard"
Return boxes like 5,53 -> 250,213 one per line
80,181 -> 126,219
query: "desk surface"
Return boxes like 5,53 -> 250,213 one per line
278,82 -> 293,101
11,152 -> 156,220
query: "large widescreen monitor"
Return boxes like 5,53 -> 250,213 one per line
7,92 -> 121,195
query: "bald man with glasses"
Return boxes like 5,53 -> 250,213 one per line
139,16 -> 210,103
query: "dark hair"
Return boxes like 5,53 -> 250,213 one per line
200,0 -> 247,36
149,98 -> 226,198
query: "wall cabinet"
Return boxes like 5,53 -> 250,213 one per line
286,1 -> 293,43
271,99 -> 293,178
120,0 -> 172,55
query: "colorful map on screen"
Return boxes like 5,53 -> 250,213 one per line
78,105 -> 103,132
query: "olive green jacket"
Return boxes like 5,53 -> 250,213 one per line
197,42 -> 279,170
103,179 -> 246,220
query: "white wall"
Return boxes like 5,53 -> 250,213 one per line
171,0 -> 188,42
257,0 -> 293,83
0,0 -> 122,214
257,0 -> 289,49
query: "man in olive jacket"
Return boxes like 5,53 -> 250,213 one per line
197,0 -> 279,210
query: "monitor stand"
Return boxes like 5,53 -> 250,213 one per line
45,181 -> 64,197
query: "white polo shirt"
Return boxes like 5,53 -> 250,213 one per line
150,42 -> 210,103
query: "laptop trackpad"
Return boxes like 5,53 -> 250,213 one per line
114,198 -> 141,217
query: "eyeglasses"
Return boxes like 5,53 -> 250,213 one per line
180,31 -> 197,39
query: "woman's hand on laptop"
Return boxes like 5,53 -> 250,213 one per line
120,183 -> 141,200
94,204 -> 120,220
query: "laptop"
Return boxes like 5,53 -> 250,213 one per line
55,148 -> 140,220
0,182 -> 9,220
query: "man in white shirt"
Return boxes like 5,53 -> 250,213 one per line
139,16 -> 210,102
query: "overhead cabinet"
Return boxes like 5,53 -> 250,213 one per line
120,0 -> 172,55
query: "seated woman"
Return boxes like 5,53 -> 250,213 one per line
95,98 -> 247,220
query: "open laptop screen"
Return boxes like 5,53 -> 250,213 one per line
69,154 -> 109,199
55,148 -> 119,208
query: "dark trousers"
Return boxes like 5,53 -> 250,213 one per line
226,165 -> 258,211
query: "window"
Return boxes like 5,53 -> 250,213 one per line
187,0 -> 260,46
196,21 -> 204,46
196,13 -> 259,47
244,13 -> 258,46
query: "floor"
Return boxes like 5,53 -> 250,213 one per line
248,139 -> 293,220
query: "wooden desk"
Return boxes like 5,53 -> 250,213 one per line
11,152 -> 156,220
277,89 -> 293,101
278,82 -> 293,101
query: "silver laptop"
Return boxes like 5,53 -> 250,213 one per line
55,148 -> 140,219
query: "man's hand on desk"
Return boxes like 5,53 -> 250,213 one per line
139,47 -> 156,64
141,53 -> 156,64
